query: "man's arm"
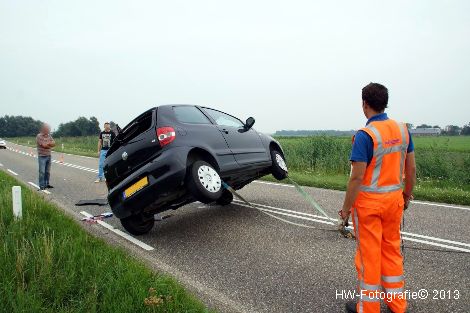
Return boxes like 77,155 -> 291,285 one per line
97,138 -> 102,155
403,152 -> 416,209
340,162 -> 367,219
37,136 -> 48,148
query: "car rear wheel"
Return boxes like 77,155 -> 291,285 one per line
216,189 -> 234,206
187,160 -> 223,203
120,214 -> 155,235
271,149 -> 288,180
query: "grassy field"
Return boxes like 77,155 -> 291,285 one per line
6,135 -> 470,205
0,171 -> 212,313
8,136 -> 98,157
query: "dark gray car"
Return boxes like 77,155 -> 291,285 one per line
104,105 -> 288,235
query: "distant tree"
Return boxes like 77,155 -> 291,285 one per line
416,124 -> 432,129
432,125 -> 441,129
442,125 -> 461,136
0,115 -> 43,137
54,116 -> 101,137
461,123 -> 470,136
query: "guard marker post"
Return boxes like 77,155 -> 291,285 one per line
12,186 -> 22,219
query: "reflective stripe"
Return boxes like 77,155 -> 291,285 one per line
382,275 -> 403,283
360,184 -> 402,193
375,145 -> 404,156
360,281 -> 380,291
354,209 -> 365,285
384,287 -> 404,294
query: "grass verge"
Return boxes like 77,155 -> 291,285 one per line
0,170 -> 213,313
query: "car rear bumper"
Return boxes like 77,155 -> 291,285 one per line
107,146 -> 189,219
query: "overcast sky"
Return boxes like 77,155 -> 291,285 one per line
1,0 -> 469,133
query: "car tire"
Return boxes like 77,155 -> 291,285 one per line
216,189 -> 234,206
270,149 -> 288,180
120,214 -> 155,235
187,160 -> 223,204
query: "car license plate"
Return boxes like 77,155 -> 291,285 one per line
123,176 -> 149,199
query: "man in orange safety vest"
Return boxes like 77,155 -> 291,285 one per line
340,83 -> 417,313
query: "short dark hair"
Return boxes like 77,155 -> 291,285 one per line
362,83 -> 388,112
104,122 -> 110,125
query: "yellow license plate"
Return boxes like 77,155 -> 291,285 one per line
123,176 -> 149,199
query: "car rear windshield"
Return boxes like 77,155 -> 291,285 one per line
107,109 -> 154,155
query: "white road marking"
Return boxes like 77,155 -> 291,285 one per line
0,163 -> 3,166
233,199 -> 470,253
80,211 -> 154,251
7,169 -> 18,176
254,180 -> 470,211
401,236 -> 470,253
28,182 -> 40,189
411,200 -> 470,211
235,201 -> 335,225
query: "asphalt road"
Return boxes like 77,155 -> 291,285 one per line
1,142 -> 469,313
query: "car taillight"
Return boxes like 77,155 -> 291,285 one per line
157,127 -> 176,147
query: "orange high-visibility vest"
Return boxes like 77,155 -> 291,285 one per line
355,119 -> 409,198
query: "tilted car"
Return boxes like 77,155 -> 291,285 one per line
103,105 -> 288,235
0,140 -> 6,149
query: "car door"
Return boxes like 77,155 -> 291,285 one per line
202,107 -> 269,166
170,105 -> 239,173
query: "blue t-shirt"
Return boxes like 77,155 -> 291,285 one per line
350,113 -> 414,163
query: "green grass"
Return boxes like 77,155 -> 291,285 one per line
7,135 -> 470,205
412,136 -> 470,152
0,171 -> 213,313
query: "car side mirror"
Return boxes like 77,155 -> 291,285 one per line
244,117 -> 255,130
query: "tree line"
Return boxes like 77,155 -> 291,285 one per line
0,115 -> 101,137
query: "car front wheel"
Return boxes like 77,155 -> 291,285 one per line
120,214 -> 155,235
270,149 -> 288,180
187,160 -> 223,203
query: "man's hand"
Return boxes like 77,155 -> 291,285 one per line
339,208 -> 350,224
403,192 -> 413,210
98,151 -> 101,157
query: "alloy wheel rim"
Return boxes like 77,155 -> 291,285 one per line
198,165 -> 221,193
275,153 -> 288,172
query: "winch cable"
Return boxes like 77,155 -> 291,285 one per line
222,181 -> 351,235
222,182 -> 336,231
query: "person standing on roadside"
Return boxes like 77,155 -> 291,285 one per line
95,122 -> 115,183
36,123 -> 56,190
340,83 -> 416,313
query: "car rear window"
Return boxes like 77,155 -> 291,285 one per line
173,106 -> 211,124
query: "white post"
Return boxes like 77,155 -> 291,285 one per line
12,186 -> 22,219
61,143 -> 64,151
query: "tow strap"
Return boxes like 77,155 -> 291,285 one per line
222,179 -> 355,239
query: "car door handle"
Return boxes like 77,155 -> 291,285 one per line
221,129 -> 229,134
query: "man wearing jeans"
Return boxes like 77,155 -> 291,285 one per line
36,123 -> 56,190
95,122 -> 115,183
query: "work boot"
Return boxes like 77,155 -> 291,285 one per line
345,301 -> 357,313
47,185 -> 54,188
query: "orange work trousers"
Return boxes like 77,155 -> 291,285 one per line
352,191 -> 407,313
